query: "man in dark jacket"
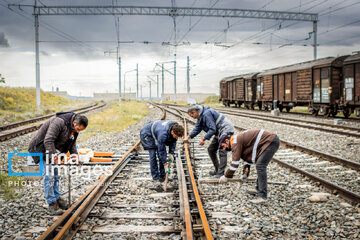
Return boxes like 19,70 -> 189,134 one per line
140,121 -> 184,191
218,129 -> 280,204
28,112 -> 88,215
184,105 -> 234,177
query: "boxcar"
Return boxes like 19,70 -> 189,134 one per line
219,76 -> 236,106
219,74 -> 258,107
342,53 -> 360,117
257,56 -> 348,116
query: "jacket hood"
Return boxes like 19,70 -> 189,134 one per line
56,112 -> 76,130
200,105 -> 210,118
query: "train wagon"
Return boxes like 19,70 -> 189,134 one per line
342,52 -> 360,117
219,78 -> 228,105
257,56 -> 348,116
219,74 -> 258,107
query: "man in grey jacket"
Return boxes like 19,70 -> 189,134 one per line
184,105 -> 234,177
28,112 -> 88,215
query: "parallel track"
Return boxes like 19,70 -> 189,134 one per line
0,103 -> 106,142
216,108 -> 360,138
164,104 -> 360,205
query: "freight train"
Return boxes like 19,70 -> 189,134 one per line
219,52 -> 360,118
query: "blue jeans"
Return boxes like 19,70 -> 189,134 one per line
42,163 -> 61,204
149,149 -> 165,181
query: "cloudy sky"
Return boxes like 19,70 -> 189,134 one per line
0,0 -> 359,97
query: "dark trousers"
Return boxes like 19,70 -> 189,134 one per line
256,135 -> 280,198
148,148 -> 165,181
140,132 -> 165,181
207,137 -> 228,175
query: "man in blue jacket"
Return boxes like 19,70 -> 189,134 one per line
184,105 -> 234,177
140,121 -> 184,190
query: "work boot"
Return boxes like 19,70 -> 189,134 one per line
47,202 -> 64,215
57,198 -> 69,210
249,197 -> 267,204
247,189 -> 258,196
209,170 -> 218,176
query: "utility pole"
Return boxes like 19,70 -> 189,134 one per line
34,0 -> 40,109
148,81 -> 152,100
174,59 -> 176,103
187,56 -> 190,100
161,63 -> 164,101
313,21 -> 317,60
118,56 -> 121,104
136,63 -> 139,99
141,84 -> 143,100
157,75 -> 159,98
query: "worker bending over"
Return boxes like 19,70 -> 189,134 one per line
140,121 -> 184,191
184,105 -> 234,177
218,129 -> 280,203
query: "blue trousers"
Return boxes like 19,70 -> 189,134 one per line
149,149 -> 165,181
42,163 -> 61,204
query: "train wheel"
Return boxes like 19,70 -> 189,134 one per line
343,109 -> 350,118
311,109 -> 319,116
331,110 -> 337,117
286,107 -> 291,112
278,105 -> 283,112
324,108 -> 331,117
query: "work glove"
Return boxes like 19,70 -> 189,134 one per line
219,175 -> 228,184
241,164 -> 251,180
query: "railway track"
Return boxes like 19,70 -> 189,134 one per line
0,103 -> 97,132
0,103 -> 106,142
38,106 -> 214,240
215,107 -> 360,138
164,104 -> 360,205
219,105 -> 360,121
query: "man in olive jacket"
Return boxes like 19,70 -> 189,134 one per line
28,112 -> 88,215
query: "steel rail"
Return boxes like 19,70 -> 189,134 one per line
217,109 -> 360,138
272,157 -> 360,204
164,104 -> 360,205
38,107 -> 166,240
215,107 -> 360,133
168,105 -> 360,171
0,103 -> 97,132
0,103 -> 106,142
168,107 -> 213,240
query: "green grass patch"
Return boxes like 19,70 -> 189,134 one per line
0,172 -> 24,200
0,87 -> 89,125
78,100 -> 151,142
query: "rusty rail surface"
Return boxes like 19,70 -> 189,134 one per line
38,107 -> 166,240
164,106 -> 213,240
